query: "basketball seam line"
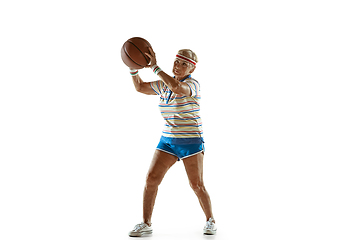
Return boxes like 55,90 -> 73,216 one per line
128,40 -> 150,67
123,45 -> 143,68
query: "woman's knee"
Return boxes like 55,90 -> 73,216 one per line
189,180 -> 206,193
145,172 -> 162,189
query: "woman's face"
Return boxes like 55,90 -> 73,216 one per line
173,58 -> 195,79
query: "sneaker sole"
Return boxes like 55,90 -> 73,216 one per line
203,229 -> 217,235
129,230 -> 152,237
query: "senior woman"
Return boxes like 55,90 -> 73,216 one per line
128,48 -> 216,237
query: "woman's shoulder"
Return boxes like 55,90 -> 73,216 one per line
185,78 -> 200,90
185,77 -> 200,85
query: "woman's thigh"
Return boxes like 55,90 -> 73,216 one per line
146,150 -> 178,184
182,152 -> 204,185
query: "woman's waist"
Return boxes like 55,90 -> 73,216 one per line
161,112 -> 201,121
163,117 -> 202,128
159,136 -> 204,145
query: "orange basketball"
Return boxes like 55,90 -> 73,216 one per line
121,37 -> 152,69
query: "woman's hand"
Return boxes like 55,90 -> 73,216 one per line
144,47 -> 157,68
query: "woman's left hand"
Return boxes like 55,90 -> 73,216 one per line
144,47 -> 157,68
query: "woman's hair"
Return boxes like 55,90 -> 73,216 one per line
178,49 -> 198,63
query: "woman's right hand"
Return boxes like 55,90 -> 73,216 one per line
145,47 -> 157,68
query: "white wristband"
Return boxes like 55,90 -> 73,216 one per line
129,69 -> 139,76
151,64 -> 163,75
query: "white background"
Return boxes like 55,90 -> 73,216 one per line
1,0 -> 359,239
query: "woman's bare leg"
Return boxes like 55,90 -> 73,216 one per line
182,153 -> 214,222
143,150 -> 177,226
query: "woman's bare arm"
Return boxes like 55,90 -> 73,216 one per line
131,72 -> 157,95
145,48 -> 192,97
157,71 -> 191,96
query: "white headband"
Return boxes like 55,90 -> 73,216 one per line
176,54 -> 196,66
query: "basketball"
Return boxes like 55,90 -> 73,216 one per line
121,37 -> 153,69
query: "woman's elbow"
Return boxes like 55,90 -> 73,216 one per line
135,85 -> 142,92
134,82 -> 145,93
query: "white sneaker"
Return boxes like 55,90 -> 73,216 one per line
203,218 -> 217,235
128,222 -> 153,237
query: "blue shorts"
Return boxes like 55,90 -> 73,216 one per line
156,136 -> 205,161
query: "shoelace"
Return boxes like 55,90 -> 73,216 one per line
134,223 -> 147,231
205,220 -> 214,229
